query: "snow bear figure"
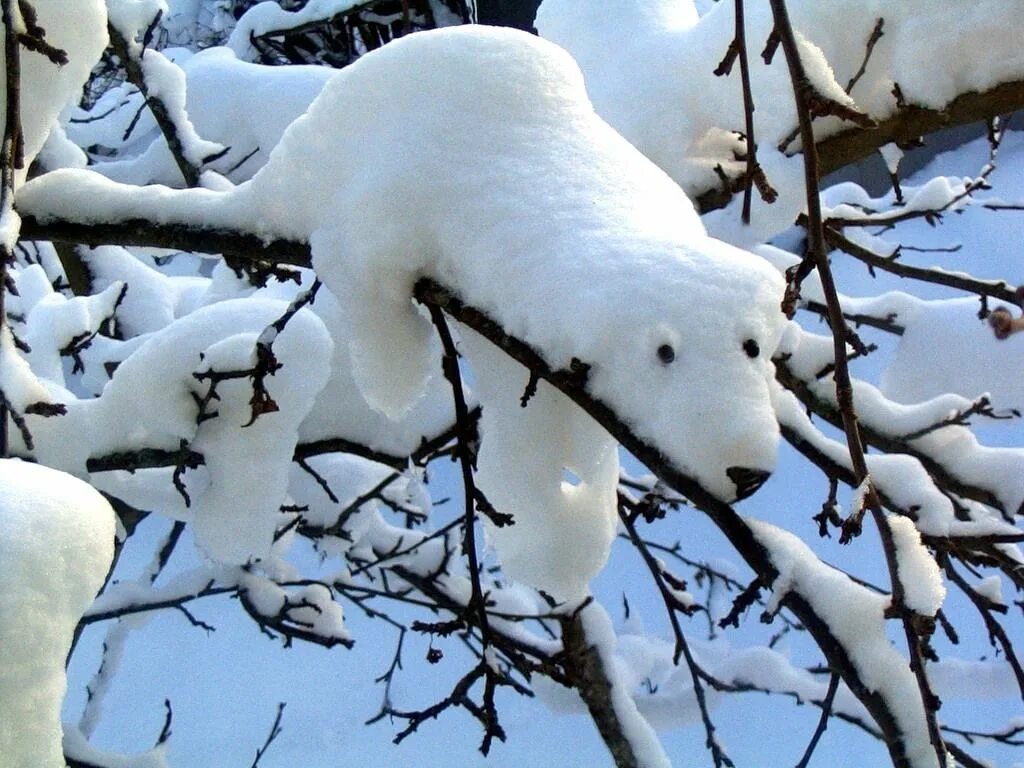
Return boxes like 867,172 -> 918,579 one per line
241,26 -> 785,597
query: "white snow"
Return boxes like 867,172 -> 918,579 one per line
240,25 -> 786,501
536,0 -> 1024,239
882,297 -> 1024,413
107,0 -> 168,43
18,25 -> 787,504
227,0 -> 365,60
748,517 -> 943,768
880,143 -> 904,176
580,601 -> 672,768
973,574 -> 1005,607
0,459 -> 115,768
76,48 -> 332,186
1,0 -> 108,187
888,514 -> 945,617
18,299 -> 333,564
462,328 -> 619,602
4,5 -> 1023,765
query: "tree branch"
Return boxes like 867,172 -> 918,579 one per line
697,78 -> 1024,214
559,608 -> 643,768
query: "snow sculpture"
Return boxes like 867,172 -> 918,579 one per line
2,0 -> 107,186
236,26 -> 785,597
16,25 -> 785,598
0,459 -> 116,768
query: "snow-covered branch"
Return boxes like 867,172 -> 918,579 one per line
4,4 -> 1024,767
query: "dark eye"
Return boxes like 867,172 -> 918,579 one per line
743,339 -> 760,359
657,344 -> 676,364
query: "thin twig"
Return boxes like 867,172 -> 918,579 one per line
768,4 -> 947,766
0,0 -> 22,456
795,672 -> 840,768
250,702 -> 286,768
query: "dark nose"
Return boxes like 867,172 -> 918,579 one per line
726,467 -> 771,501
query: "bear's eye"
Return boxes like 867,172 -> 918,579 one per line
743,339 -> 760,359
657,344 -> 676,364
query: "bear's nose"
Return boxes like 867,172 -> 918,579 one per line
726,466 -> 771,501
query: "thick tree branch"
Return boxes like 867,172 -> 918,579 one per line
817,79 -> 1024,178
559,609 -> 643,768
18,214 -> 311,265
413,277 -> 923,768
697,79 -> 1024,214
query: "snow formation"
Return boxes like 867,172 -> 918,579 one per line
0,459 -> 115,768
70,47 -> 333,186
17,24 -> 786,597
1,0 -> 107,187
239,24 -> 786,500
19,297 -> 332,565
536,0 -> 1024,242
234,25 -> 785,595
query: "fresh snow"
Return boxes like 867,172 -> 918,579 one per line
0,459 -> 115,768
21,25 -> 787,504
536,0 -> 1024,242
748,518 -> 946,768
1,0 -> 107,187
888,514 -> 945,617
3,3 -> 1023,766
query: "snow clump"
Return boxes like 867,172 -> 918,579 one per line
0,459 -> 116,768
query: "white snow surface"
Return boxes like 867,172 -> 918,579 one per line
580,601 -> 672,768
748,517 -> 945,768
228,0 -> 364,60
1,0 -> 107,187
0,459 -> 115,768
107,0 -> 168,44
536,0 -> 1024,237
76,48 -> 333,186
19,25 -> 787,502
888,514 -> 945,617
882,297 -> 1024,412
240,25 -> 786,501
462,329 -> 619,602
20,299 -> 332,564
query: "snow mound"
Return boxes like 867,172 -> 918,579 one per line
241,25 -> 786,504
0,459 -> 115,768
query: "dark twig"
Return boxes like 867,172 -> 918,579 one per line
16,0 -> 66,65
155,699 -> 173,746
941,555 -> 1024,700
824,226 -> 1020,305
424,301 -> 506,753
250,702 -> 286,768
0,0 -> 22,456
107,16 -> 206,187
619,495 -> 732,765
414,277 -> 932,768
769,4 -> 947,765
715,0 -> 764,224
365,627 -> 406,725
795,672 -> 840,768
767,0 -> 880,541
844,19 -> 885,94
